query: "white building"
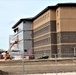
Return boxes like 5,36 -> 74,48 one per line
10,18 -> 33,57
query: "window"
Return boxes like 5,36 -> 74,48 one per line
57,23 -> 59,29
46,13 -> 49,18
57,33 -> 60,43
57,10 -> 58,16
13,27 -> 19,33
58,34 -> 59,38
24,49 -> 27,52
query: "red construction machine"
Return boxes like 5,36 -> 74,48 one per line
4,40 -> 18,60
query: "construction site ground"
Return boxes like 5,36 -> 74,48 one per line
0,58 -> 76,75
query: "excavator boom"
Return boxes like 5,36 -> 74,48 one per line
8,40 -> 18,52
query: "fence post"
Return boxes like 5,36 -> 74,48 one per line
55,54 -> 58,75
22,52 -> 25,75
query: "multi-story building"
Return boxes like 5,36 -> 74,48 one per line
33,6 -> 56,58
11,3 -> 76,58
12,18 -> 33,56
56,4 -> 76,57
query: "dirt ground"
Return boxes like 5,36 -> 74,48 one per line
0,70 -> 8,75
0,58 -> 76,75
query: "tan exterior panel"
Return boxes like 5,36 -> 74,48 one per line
57,43 -> 76,45
56,7 -> 76,32
34,44 -> 57,49
33,10 -> 56,29
60,7 -> 76,19
59,19 -> 76,31
33,10 -> 50,29
56,7 -> 60,20
56,7 -> 76,20
50,10 -> 56,20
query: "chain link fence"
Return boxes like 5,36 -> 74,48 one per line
0,53 -> 76,75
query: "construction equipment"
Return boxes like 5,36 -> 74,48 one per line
4,39 -> 18,60
8,40 -> 18,52
4,52 -> 11,60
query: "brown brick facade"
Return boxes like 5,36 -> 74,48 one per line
33,21 -> 57,58
57,44 -> 76,57
57,32 -> 76,57
61,32 -> 76,43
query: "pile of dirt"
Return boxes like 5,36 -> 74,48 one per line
0,70 -> 8,75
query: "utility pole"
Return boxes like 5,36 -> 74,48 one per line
22,40 -> 25,75
22,51 -> 24,75
55,54 -> 58,75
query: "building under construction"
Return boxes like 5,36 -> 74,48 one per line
10,3 -> 76,58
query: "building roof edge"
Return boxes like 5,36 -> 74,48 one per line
12,3 -> 76,29
12,18 -> 33,29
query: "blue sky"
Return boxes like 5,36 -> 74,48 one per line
0,0 -> 76,50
